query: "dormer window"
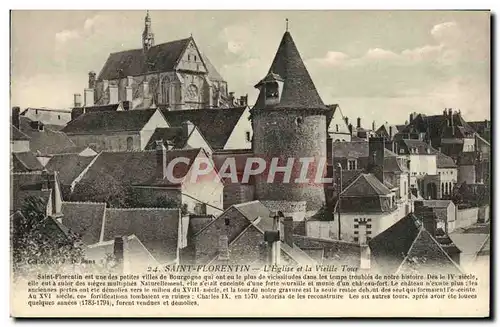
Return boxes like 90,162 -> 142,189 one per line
254,71 -> 284,106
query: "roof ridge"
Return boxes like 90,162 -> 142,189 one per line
62,201 -> 106,205
106,207 -> 181,211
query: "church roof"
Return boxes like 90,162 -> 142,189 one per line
97,37 -> 192,81
253,31 -> 327,110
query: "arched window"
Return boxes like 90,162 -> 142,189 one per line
126,137 -> 133,151
448,182 -> 453,194
441,183 -> 444,195
445,182 -> 449,195
161,76 -> 171,105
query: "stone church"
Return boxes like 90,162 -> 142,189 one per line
79,11 -> 245,110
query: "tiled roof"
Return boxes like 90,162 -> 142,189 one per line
11,125 -> 30,141
11,172 -> 54,213
12,152 -> 44,172
21,107 -> 71,114
85,234 -> 159,273
293,235 -> 361,267
61,201 -> 106,245
399,139 -> 434,154
71,104 -> 122,120
383,156 -> 408,173
160,107 -> 247,149
436,151 -> 457,168
98,37 -> 192,80
51,145 -> 98,155
201,52 -> 225,82
419,200 -> 453,209
233,201 -> 272,226
331,141 -> 397,159
102,208 -> 181,263
253,31 -> 327,111
341,173 -> 391,197
137,148 -> 202,187
144,127 -> 188,150
46,154 -> 97,186
62,109 -> 158,134
397,228 -> 462,274
19,117 -> 75,155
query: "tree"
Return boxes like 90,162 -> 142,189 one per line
12,196 -> 85,279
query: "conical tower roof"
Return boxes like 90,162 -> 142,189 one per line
254,31 -> 327,110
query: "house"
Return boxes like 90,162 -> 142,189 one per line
133,146 -> 224,216
160,106 -> 252,150
326,104 -> 351,142
61,108 -> 169,151
82,12 -> 240,111
59,201 -> 185,267
11,125 -> 30,153
415,200 -> 457,233
71,147 -> 223,215
369,212 -> 462,274
436,151 -> 458,197
45,153 -> 100,198
17,116 -> 75,156
188,200 -> 315,266
375,123 -> 400,140
144,122 -> 213,154
20,107 -> 72,127
11,170 -> 63,218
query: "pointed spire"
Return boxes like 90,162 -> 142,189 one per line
286,18 -> 289,32
254,30 -> 326,110
142,10 -> 155,51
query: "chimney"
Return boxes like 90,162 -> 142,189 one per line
218,235 -> 229,261
74,93 -> 82,107
283,216 -> 294,247
41,169 -> 49,191
108,85 -> 119,104
113,236 -> 128,273
156,140 -> 167,179
88,71 -> 96,89
12,107 -> 20,129
348,123 -> 353,135
239,95 -> 248,106
409,113 -> 414,122
450,109 -> 455,135
344,117 -> 349,126
181,120 -> 195,137
125,86 -> 133,102
372,121 -> 375,131
358,219 -> 371,270
122,101 -> 132,111
368,137 -> 385,183
357,117 -> 361,128
259,242 -> 269,264
389,126 -> 393,139
228,92 -> 235,106
443,109 -> 447,118
84,88 -> 95,106
51,171 -> 62,217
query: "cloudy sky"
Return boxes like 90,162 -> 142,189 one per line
11,10 -> 490,125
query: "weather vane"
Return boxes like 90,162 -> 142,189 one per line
286,18 -> 289,31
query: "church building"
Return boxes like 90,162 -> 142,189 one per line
78,11 -> 243,111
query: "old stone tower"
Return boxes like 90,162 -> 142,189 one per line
251,29 -> 329,215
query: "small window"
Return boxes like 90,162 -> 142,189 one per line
194,55 -> 197,61
245,131 -> 251,142
347,159 -> 357,171
224,218 -> 230,226
58,115 -> 61,120
188,54 -> 191,61
126,137 -> 133,151
35,109 -> 38,115
336,124 -> 339,132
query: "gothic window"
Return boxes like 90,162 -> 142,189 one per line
441,183 -> 445,195
126,137 -> 133,151
161,76 -> 170,105
445,182 -> 449,195
265,82 -> 279,99
348,159 -> 357,171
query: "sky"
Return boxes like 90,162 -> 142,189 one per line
10,10 -> 490,125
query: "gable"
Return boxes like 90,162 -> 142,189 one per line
175,39 -> 208,73
328,106 -> 350,134
185,127 -> 213,154
223,106 -> 252,150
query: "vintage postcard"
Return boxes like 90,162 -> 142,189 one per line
10,10 -> 491,317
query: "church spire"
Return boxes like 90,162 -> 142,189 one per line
142,10 -> 155,51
